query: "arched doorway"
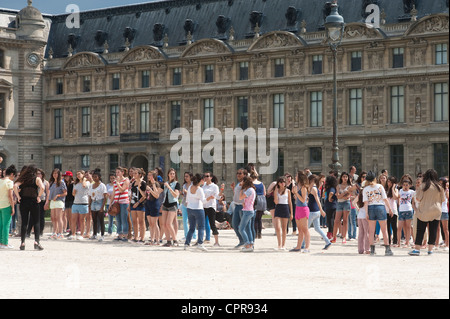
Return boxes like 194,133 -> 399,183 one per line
130,155 -> 149,173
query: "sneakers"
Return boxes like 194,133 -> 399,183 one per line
197,244 -> 208,251
384,245 -> 394,256
323,243 -> 332,250
241,245 -> 254,252
408,249 -> 420,256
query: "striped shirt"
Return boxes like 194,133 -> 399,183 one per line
114,178 -> 130,204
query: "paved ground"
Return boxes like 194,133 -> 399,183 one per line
1,228 -> 448,300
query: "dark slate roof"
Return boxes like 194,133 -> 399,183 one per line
46,0 -> 449,58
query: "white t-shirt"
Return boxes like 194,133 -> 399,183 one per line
388,198 -> 399,216
202,182 -> 220,209
357,205 -> 366,219
443,196 -> 448,213
73,181 -> 91,204
186,186 -> 206,210
89,182 -> 107,202
106,183 -> 114,205
399,189 -> 415,212
363,184 -> 387,206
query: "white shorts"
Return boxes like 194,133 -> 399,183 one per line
50,200 -> 65,210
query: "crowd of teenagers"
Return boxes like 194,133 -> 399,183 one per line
0,158 -> 448,256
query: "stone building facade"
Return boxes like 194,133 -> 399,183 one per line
0,1 -> 51,169
1,1 -> 449,189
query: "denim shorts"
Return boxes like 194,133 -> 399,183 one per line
336,200 -> 351,212
441,212 -> 449,221
90,199 -> 104,211
72,204 -> 89,214
130,202 -> 145,211
367,205 -> 387,221
399,210 -> 413,221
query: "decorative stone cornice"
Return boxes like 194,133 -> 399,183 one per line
405,13 -> 449,36
248,31 -> 305,52
63,52 -> 106,69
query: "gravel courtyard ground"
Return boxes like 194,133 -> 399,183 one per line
1,228 -> 448,300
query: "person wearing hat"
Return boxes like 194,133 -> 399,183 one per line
362,171 -> 394,256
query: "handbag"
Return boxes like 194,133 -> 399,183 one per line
107,201 -> 120,216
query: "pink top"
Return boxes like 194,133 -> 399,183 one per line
243,188 -> 256,211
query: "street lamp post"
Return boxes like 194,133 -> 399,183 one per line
325,0 -> 345,174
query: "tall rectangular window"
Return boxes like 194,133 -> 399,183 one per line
109,154 -> 119,172
140,103 -> 150,133
54,108 -> 62,139
349,88 -> 363,125
53,155 -> 62,170
112,73 -> 120,90
434,143 -> 449,177
81,154 -> 90,170
351,51 -> 362,72
172,68 -> 182,86
310,91 -> 323,127
273,94 -> 285,128
348,146 -> 362,173
205,65 -> 214,83
56,78 -> 64,95
273,149 -> 284,181
204,98 -> 214,129
274,58 -> 284,77
237,97 -> 248,130
391,86 -> 405,123
393,48 -> 404,68
171,101 -> 181,130
141,70 -> 150,88
434,82 -> 448,122
312,55 -> 323,75
390,145 -> 404,178
110,105 -> 119,136
82,76 -> 91,92
0,93 -> 5,128
436,43 -> 448,65
309,147 -> 322,165
239,62 -> 249,80
81,107 -> 90,137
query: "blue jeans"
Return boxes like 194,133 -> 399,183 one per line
186,208 -> 205,245
239,210 -> 255,245
205,216 -> 211,241
181,204 -> 196,239
232,204 -> 244,245
116,203 -> 129,235
308,210 -> 331,245
348,208 -> 357,239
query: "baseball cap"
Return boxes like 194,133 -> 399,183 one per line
63,171 -> 73,177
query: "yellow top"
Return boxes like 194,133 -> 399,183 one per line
0,178 -> 14,209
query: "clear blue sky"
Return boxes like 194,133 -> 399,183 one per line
2,0 -> 161,15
